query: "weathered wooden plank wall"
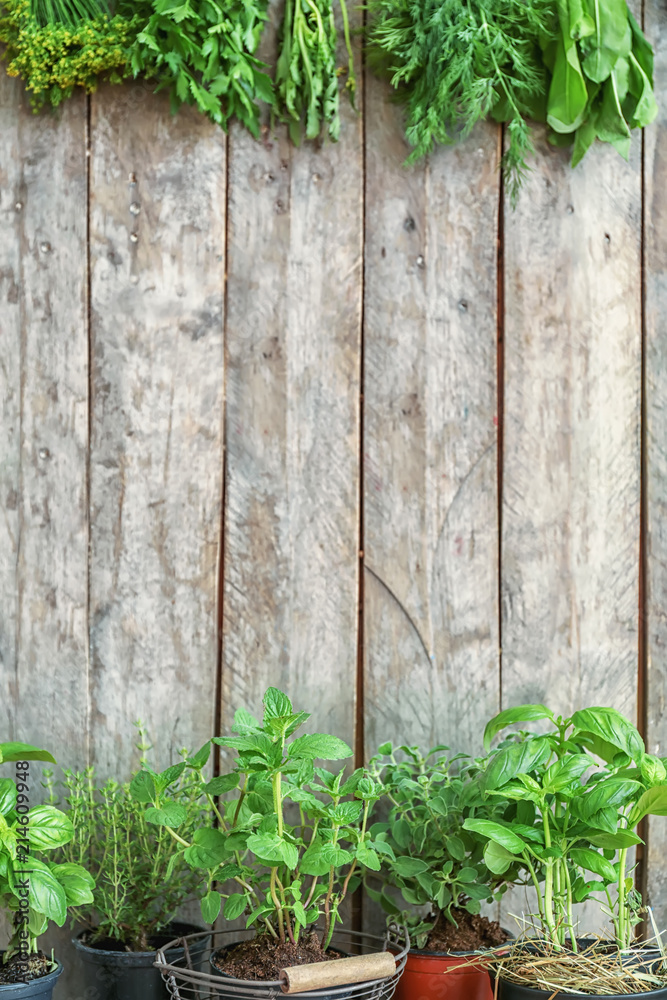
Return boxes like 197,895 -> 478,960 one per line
0,0 -> 664,954
646,0 -> 667,931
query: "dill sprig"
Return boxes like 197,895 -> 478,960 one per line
366,0 -> 557,201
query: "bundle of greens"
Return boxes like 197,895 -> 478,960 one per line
365,0 -> 556,202
365,0 -> 657,200
543,0 -> 658,166
130,0 -> 274,139
0,0 -> 139,109
30,0 -> 109,26
275,0 -> 355,143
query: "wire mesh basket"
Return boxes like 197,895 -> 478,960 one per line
154,924 -> 410,1000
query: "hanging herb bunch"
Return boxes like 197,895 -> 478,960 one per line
543,0 -> 658,167
275,0 -> 356,143
131,0 -> 274,139
0,0 -> 140,109
365,0 -> 658,201
365,0 -> 556,202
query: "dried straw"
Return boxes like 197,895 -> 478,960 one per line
485,935 -> 667,996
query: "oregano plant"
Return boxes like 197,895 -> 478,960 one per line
132,689 -> 383,949
367,743 -> 511,948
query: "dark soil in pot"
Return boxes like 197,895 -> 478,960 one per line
74,920 -> 209,1000
0,955 -> 62,1000
0,955 -> 53,985
211,931 -> 347,981
418,910 -> 510,954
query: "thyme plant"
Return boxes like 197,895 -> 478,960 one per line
45,725 -> 212,951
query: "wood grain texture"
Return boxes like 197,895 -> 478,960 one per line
0,81 -> 89,766
500,130 -> 642,935
644,0 -> 667,927
88,85 -> 226,775
501,130 -> 641,719
221,19 -> 363,746
362,76 -> 501,758
0,72 -> 22,743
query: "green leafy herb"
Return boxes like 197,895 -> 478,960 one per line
469,704 -> 667,951
275,0 -> 355,143
542,0 -> 658,166
135,688 -> 382,950
367,743 -> 512,948
365,0 -> 556,204
44,723 -> 212,951
131,0 -> 274,138
0,744 -> 93,961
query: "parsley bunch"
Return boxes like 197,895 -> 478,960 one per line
366,0 -> 556,202
0,0 -> 139,109
130,0 -> 274,138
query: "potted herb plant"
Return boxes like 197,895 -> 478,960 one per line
366,743 -> 512,1000
465,704 -> 667,1000
134,688 -> 404,990
44,725 -> 213,1000
0,740 -> 94,1000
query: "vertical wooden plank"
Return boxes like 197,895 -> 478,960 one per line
89,88 -> 226,775
0,79 -> 89,766
221,16 -> 363,745
501,131 -> 641,933
0,73 -> 22,742
644,0 -> 667,927
362,78 -> 501,758
501,132 -> 641,718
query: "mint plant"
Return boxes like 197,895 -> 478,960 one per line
367,743 -> 511,948
464,705 -> 667,951
0,741 -> 94,962
133,688 -> 383,950
44,725 -> 212,951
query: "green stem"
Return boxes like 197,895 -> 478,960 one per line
165,825 -> 190,848
338,0 -> 355,101
618,848 -> 629,949
542,812 -> 559,946
561,860 -> 577,951
272,772 -> 283,838
270,868 -> 285,943
523,855 -> 546,925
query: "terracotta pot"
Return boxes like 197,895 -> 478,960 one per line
393,949 -> 492,1000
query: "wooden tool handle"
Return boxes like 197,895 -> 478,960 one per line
279,952 -> 396,994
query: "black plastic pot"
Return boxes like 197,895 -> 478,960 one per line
492,978 -> 667,1000
74,922 -> 210,1000
0,960 -> 62,1000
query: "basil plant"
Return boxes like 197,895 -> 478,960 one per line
464,705 -> 667,951
0,741 -> 94,961
132,689 -> 383,949
367,744 -> 512,948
